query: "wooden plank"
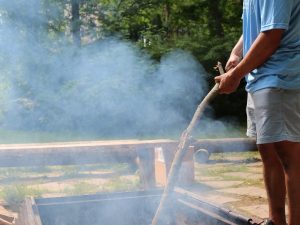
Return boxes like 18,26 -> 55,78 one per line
0,139 -> 177,167
0,138 -> 256,167
0,139 -> 177,151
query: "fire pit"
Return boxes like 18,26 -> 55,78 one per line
16,189 -> 262,225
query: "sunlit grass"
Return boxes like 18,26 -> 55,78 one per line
63,182 -> 100,195
0,162 -> 140,206
195,164 -> 249,177
101,176 -> 140,192
209,151 -> 260,161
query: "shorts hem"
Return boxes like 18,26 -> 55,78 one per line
257,135 -> 300,145
246,131 -> 256,138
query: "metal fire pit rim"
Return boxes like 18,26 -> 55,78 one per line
18,188 -> 264,225
34,189 -> 163,205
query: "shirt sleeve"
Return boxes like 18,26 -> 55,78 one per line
259,0 -> 293,32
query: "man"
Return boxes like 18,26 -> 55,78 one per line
214,1 -> 300,225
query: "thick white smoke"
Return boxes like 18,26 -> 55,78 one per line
0,1 -> 210,138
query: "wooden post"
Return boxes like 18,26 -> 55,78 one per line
136,148 -> 156,190
154,146 -> 194,187
15,198 -> 42,225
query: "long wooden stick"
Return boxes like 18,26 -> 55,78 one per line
150,62 -> 224,225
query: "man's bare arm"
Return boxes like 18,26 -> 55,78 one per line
215,29 -> 284,94
225,35 -> 243,71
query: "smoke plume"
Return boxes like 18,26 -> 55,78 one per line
0,0 -> 210,139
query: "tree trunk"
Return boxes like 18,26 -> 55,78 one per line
71,0 -> 81,46
163,0 -> 171,36
207,1 -> 224,37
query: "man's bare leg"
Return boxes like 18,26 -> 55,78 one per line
258,143 -> 287,225
275,141 -> 300,225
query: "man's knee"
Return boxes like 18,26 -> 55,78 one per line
275,141 -> 300,171
258,143 -> 282,167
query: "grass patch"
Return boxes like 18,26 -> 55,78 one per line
0,166 -> 54,185
0,163 -> 139,201
62,176 -> 140,196
61,166 -> 81,179
59,163 -> 132,179
196,164 -> 249,178
63,182 -> 100,195
77,163 -> 131,172
1,166 -> 53,176
101,177 -> 140,192
209,151 -> 260,161
0,185 -> 44,206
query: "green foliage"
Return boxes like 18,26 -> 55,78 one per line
0,0 -> 243,71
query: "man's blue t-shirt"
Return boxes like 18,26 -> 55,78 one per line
243,0 -> 300,93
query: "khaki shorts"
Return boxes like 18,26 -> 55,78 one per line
246,88 -> 300,144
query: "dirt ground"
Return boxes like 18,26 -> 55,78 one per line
192,152 -> 271,220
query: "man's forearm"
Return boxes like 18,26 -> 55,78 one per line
225,35 -> 244,71
231,35 -> 243,58
231,29 -> 284,79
